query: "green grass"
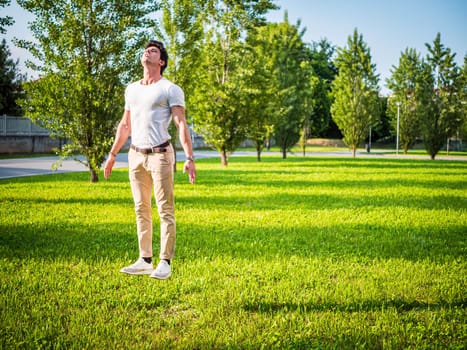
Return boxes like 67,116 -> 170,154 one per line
1,156 -> 466,349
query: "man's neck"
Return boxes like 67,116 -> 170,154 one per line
141,67 -> 162,85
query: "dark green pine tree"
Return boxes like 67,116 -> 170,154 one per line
0,39 -> 25,115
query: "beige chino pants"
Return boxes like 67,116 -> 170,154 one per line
128,146 -> 176,260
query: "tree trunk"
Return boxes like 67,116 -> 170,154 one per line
352,147 -> 356,158
282,148 -> 287,159
255,141 -> 262,162
220,149 -> 228,166
90,168 -> 99,182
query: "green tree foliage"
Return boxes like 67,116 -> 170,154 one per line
158,0 -> 205,94
242,25 -> 276,161
298,40 -> 336,156
0,0 -> 14,34
459,54 -> 467,142
331,29 -> 380,157
190,0 -> 276,165
422,33 -> 464,159
0,39 -> 25,115
386,48 -> 427,154
15,0 -> 158,182
156,0 -> 206,166
244,17 -> 310,161
265,15 -> 311,159
306,39 -> 336,137
374,96 -> 391,143
193,34 -> 252,165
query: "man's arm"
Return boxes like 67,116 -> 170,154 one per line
104,110 -> 131,179
172,105 -> 196,184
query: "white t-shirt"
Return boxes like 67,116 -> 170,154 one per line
124,77 -> 185,148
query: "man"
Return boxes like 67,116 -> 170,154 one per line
104,40 -> 196,280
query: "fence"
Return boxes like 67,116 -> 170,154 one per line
0,115 -> 61,153
0,115 -> 209,153
0,115 -> 50,136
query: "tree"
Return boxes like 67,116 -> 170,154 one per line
422,33 -> 464,159
155,0 -> 206,168
0,0 -> 14,34
265,15 -> 311,159
16,0 -> 158,182
190,0 -> 276,166
306,39 -> 336,138
249,19 -> 326,160
373,96 -> 391,142
0,39 -> 25,115
158,0 -> 205,94
386,48 -> 426,154
243,27 -> 275,161
244,19 -> 298,161
192,35 -> 253,165
459,54 -> 467,143
331,29 -> 380,157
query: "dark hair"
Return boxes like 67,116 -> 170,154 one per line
145,40 -> 168,74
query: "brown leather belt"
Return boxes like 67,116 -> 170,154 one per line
130,141 -> 170,154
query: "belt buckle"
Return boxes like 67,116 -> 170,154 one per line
151,146 -> 166,153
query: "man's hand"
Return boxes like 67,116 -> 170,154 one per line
183,160 -> 196,184
104,156 -> 115,179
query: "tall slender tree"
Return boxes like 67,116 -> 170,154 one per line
244,17 -> 309,161
422,33 -> 464,159
331,29 -> 380,157
266,15 -> 311,159
386,48 -> 426,154
190,0 -> 276,166
242,26 -> 276,161
15,0 -> 158,182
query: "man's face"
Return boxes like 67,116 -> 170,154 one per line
141,46 -> 165,68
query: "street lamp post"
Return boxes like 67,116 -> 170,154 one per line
396,101 -> 401,155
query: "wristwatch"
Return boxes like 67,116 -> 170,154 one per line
186,155 -> 195,162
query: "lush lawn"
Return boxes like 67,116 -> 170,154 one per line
0,156 -> 466,349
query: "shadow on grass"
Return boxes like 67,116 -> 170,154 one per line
177,190 -> 466,211
223,155 -> 467,169
0,222 -> 136,261
176,221 -> 466,262
241,298 -> 467,314
1,218 -> 464,262
175,157 -> 467,194
0,169 -> 131,184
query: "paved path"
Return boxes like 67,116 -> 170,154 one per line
0,151 -> 217,179
0,150 -> 465,180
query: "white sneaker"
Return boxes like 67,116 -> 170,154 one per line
120,258 -> 153,275
150,260 -> 171,280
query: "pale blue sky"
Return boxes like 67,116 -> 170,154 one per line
267,0 -> 466,94
3,0 -> 466,95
